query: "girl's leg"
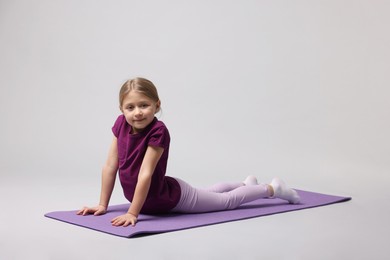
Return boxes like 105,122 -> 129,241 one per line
203,175 -> 259,193
203,182 -> 244,193
172,178 -> 272,213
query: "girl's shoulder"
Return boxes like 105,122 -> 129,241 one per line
112,114 -> 128,137
149,118 -> 169,135
112,114 -> 125,127
115,114 -> 125,123
154,118 -> 168,128
148,119 -> 170,147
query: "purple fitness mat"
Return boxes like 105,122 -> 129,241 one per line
45,189 -> 350,238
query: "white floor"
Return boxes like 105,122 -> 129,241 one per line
1,171 -> 388,260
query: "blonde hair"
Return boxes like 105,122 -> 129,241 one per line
119,77 -> 161,112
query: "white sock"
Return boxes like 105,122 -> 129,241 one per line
270,178 -> 300,204
243,175 -> 258,186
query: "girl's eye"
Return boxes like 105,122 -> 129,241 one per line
127,106 -> 134,110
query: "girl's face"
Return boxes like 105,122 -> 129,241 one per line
121,90 -> 160,134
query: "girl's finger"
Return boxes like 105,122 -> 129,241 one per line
112,218 -> 122,226
94,209 -> 103,216
76,207 -> 86,215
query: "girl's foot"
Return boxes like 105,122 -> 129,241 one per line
270,178 -> 300,204
243,175 -> 258,186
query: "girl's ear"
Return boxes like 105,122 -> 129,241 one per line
156,100 -> 161,113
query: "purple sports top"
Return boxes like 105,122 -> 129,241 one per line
112,115 -> 181,214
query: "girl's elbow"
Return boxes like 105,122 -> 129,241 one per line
138,171 -> 153,183
103,163 -> 118,173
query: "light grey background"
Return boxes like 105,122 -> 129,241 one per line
1,0 -> 389,259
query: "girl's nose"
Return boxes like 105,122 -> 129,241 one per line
135,107 -> 143,116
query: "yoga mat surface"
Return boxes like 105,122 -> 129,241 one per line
45,189 -> 350,238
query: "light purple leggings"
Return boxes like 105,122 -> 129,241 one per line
171,178 -> 271,213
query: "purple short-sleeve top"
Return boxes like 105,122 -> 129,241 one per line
112,115 -> 181,214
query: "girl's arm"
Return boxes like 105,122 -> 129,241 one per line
77,137 -> 119,216
111,145 -> 164,226
98,137 -> 119,208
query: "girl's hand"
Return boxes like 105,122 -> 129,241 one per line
111,213 -> 138,227
77,205 -> 107,216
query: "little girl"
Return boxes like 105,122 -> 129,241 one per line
77,77 -> 300,227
